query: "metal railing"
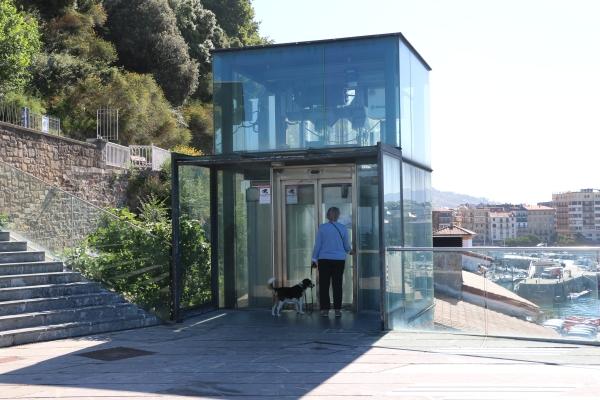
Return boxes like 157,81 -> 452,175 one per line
385,246 -> 600,342
102,142 -> 130,169
0,104 -> 61,136
129,145 -> 170,171
102,143 -> 170,170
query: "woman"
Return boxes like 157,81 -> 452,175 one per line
311,207 -> 353,317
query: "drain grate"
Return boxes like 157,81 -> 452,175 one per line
77,346 -> 155,361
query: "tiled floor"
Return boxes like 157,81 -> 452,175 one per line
1,309 -> 600,399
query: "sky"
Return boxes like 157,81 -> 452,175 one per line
252,0 -> 600,204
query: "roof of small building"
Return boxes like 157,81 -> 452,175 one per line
523,204 -> 555,211
433,225 -> 476,237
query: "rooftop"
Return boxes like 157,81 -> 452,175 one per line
433,225 -> 477,237
212,32 -> 432,71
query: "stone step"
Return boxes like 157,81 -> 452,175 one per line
0,261 -> 64,276
0,272 -> 82,289
0,303 -> 143,332
0,241 -> 27,252
0,251 -> 44,264
0,282 -> 101,302
0,314 -> 160,348
0,232 -> 8,242
0,292 -> 122,316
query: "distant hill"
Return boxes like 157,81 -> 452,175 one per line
431,188 -> 495,209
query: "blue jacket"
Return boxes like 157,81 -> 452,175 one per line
312,221 -> 351,261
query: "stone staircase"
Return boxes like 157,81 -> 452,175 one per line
0,231 -> 160,347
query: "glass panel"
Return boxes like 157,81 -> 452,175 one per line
179,165 -> 213,310
409,53 -> 431,167
429,248 -> 600,341
357,164 -> 380,312
243,172 -> 272,307
323,38 -> 398,148
213,36 -> 400,153
382,153 -> 403,329
285,184 -> 316,284
321,183 -> 353,306
399,42 -> 412,159
235,174 -> 249,307
217,167 -> 272,308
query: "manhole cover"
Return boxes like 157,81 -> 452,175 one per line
77,346 -> 155,361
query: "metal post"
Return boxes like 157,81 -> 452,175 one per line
377,143 -> 387,330
210,168 -> 219,308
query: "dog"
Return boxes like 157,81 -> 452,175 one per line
268,277 -> 314,316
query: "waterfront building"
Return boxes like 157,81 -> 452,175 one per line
457,205 -> 490,245
523,204 -> 556,243
488,211 -> 516,245
170,33 -> 433,330
553,189 -> 600,241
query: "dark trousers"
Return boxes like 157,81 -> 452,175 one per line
318,259 -> 345,310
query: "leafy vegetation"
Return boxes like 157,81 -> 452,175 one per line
504,235 -> 543,247
2,0 -> 267,149
66,199 -> 211,319
0,0 -> 41,94
0,213 -> 8,229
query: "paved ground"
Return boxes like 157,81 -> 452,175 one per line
1,309 -> 600,399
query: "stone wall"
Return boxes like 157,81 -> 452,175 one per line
0,122 -> 129,207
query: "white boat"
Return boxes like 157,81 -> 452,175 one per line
567,290 -> 591,300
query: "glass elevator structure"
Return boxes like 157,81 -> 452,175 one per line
171,33 -> 433,330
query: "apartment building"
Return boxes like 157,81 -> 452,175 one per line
432,208 -> 455,230
523,205 -> 556,243
457,206 -> 490,245
552,189 -> 600,241
488,211 -> 516,244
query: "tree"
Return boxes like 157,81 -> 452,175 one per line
504,235 -> 542,247
168,0 -> 226,100
104,0 -> 198,105
0,0 -> 41,94
56,71 -> 191,148
183,100 -> 213,153
202,0 -> 266,47
14,0 -> 74,19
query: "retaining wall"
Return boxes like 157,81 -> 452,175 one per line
0,123 -> 128,207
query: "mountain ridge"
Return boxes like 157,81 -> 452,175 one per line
431,188 -> 496,209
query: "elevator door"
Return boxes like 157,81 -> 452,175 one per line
275,166 -> 356,310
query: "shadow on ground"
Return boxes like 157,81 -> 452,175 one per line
0,310 -> 386,398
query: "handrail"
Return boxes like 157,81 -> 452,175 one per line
388,246 -> 600,252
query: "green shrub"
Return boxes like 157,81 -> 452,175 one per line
0,213 -> 8,229
66,200 -> 211,319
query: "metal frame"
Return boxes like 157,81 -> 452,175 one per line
273,164 -> 358,311
212,32 -> 432,72
170,145 -> 390,322
377,143 -> 404,330
170,153 -> 220,321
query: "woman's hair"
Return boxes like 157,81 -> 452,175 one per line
326,207 -> 340,221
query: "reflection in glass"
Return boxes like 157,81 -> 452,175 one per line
357,164 -> 380,311
285,185 -> 316,285
214,36 -> 402,153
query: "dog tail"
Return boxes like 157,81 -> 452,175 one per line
267,277 -> 276,291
